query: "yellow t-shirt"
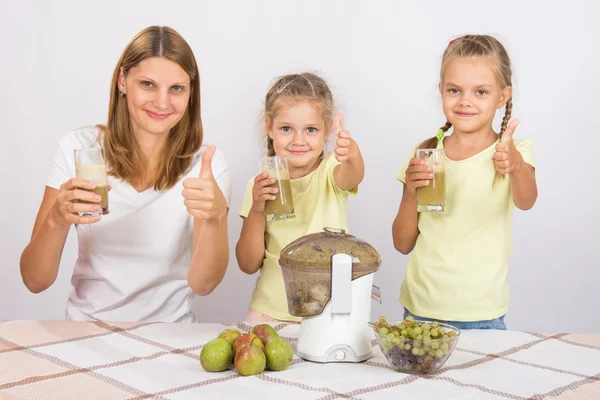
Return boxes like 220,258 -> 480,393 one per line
396,137 -> 536,321
240,152 -> 358,321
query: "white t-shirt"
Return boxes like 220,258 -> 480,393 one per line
47,126 -> 232,323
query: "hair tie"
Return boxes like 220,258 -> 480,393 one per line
277,78 -> 298,94
435,129 -> 445,140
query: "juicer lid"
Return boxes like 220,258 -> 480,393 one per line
279,227 -> 381,277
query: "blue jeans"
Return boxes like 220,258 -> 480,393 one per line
403,308 -> 507,330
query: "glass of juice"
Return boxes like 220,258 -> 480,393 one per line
261,155 -> 294,221
74,148 -> 109,216
416,149 -> 446,212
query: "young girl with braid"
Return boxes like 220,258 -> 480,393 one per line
392,35 -> 538,330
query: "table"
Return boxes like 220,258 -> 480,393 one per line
0,321 -> 598,399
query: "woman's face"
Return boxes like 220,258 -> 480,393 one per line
118,57 -> 191,137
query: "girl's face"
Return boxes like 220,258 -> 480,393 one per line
440,56 -> 511,136
267,99 -> 330,178
118,57 -> 191,138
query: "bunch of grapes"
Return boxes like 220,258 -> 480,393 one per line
373,316 -> 459,374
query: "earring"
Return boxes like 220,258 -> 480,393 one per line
119,91 -> 126,98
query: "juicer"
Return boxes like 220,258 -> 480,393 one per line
280,228 -> 381,362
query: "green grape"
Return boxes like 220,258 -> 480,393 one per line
381,340 -> 393,352
373,315 -> 459,374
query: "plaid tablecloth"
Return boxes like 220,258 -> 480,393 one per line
0,320 -> 598,399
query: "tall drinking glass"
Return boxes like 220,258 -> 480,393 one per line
74,148 -> 109,216
416,149 -> 446,212
261,155 -> 294,221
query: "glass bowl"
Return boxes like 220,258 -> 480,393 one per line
371,318 -> 461,374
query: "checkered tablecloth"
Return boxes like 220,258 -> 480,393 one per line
0,320 -> 598,399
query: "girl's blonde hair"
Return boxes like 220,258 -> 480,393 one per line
420,34 -> 513,186
99,26 -> 202,190
264,73 -> 334,157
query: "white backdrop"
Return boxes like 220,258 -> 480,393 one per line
1,0 -> 598,333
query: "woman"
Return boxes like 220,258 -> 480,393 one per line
20,26 -> 232,323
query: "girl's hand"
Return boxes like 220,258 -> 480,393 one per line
333,114 -> 354,163
249,172 -> 278,215
494,119 -> 524,175
405,158 -> 433,196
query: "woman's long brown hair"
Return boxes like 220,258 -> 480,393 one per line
98,26 -> 202,190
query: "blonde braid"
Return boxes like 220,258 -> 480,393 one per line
493,99 -> 514,187
499,98 -> 513,139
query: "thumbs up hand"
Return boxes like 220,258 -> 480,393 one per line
493,119 -> 523,175
333,114 -> 354,163
183,145 -> 227,221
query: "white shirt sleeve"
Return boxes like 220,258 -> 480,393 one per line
47,134 -> 77,189
46,127 -> 101,189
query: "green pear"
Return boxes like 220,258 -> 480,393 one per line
234,337 -> 266,376
218,328 -> 241,346
200,338 -> 233,372
233,333 -> 264,354
264,337 -> 293,371
252,324 -> 279,346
